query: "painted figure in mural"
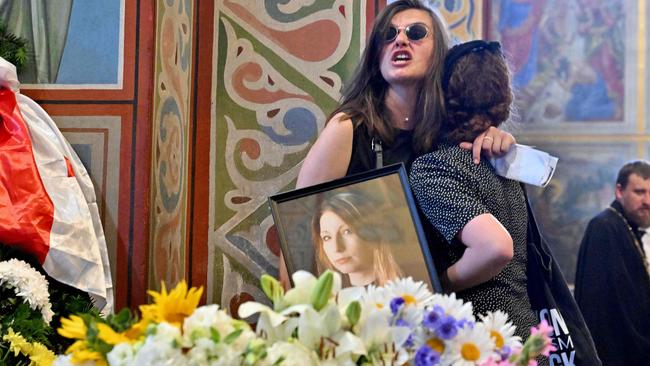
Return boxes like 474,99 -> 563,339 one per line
312,191 -> 403,287
497,0 -> 624,123
280,0 -> 516,288
574,160 -> 650,365
409,40 -> 540,341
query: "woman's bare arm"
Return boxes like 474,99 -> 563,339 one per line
296,113 -> 354,188
441,213 -> 514,293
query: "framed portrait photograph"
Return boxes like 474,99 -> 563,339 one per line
269,163 -> 441,292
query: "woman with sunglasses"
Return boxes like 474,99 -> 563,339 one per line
279,0 -> 516,287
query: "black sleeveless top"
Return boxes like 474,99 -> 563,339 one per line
346,121 -> 417,175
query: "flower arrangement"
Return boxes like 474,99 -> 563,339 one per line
53,271 -> 554,366
0,258 -> 56,365
240,271 -> 556,366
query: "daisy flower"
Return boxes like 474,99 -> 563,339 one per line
430,293 -> 475,325
384,277 -> 434,310
412,330 -> 456,366
360,284 -> 391,311
447,324 -> 496,366
479,311 -> 522,355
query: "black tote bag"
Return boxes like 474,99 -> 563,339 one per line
523,187 -> 602,366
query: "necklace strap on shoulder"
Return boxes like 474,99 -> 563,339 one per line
371,137 -> 383,169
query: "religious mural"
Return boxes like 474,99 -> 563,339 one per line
490,0 -> 629,130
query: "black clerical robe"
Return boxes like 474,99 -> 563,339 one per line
574,200 -> 650,365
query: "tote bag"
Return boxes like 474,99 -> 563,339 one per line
523,187 -> 602,366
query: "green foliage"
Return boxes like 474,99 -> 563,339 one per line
0,244 -> 96,355
0,286 -> 52,346
0,21 -> 29,72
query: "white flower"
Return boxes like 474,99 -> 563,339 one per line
106,343 -> 135,366
359,284 -> 390,312
447,324 -> 496,366
260,340 -> 319,366
186,338 -> 243,366
283,270 -> 342,307
358,310 -> 411,365
384,277 -> 434,310
51,355 -> 75,366
430,293 -> 475,324
479,310 -> 522,353
0,259 -> 54,323
413,331 -> 453,364
52,354 -> 97,366
183,304 -> 255,351
131,322 -> 186,365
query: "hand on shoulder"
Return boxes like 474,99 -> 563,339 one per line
459,126 -> 516,164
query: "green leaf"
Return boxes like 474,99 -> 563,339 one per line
210,327 -> 221,343
260,274 -> 284,305
310,271 -> 333,311
223,328 -> 244,344
346,300 -> 361,326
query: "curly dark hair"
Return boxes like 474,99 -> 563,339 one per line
442,41 -> 513,143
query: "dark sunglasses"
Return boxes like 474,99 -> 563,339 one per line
384,23 -> 430,43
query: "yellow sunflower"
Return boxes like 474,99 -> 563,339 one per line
58,315 -> 87,340
139,280 -> 203,328
66,340 -> 107,366
97,323 -> 140,345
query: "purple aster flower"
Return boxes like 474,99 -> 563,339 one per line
415,345 -> 441,366
457,318 -> 475,329
499,345 -> 512,359
395,318 -> 410,327
423,305 -> 445,330
390,297 -> 405,315
435,315 -> 458,340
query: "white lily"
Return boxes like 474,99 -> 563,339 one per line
359,309 -> 411,364
283,270 -> 342,306
238,301 -> 311,342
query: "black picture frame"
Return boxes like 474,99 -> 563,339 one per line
269,163 -> 442,292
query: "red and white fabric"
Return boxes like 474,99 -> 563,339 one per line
0,58 -> 113,313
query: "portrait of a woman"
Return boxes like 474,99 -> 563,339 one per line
311,190 -> 403,287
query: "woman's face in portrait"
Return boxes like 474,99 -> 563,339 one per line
379,9 -> 435,87
319,210 -> 374,276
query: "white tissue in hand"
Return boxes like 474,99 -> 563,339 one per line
490,144 -> 558,187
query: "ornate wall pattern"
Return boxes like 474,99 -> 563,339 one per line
150,0 -> 194,290
209,0 -> 364,305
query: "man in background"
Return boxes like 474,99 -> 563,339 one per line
575,160 -> 650,365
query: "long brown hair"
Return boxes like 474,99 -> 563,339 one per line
329,0 -> 449,154
311,191 -> 403,286
442,41 -> 514,143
